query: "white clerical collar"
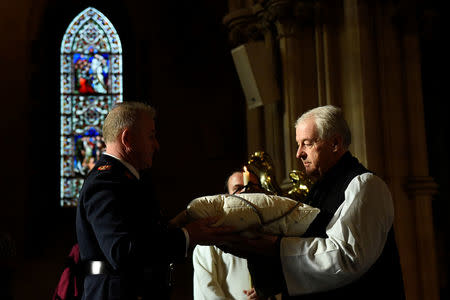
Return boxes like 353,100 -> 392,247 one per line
103,152 -> 140,180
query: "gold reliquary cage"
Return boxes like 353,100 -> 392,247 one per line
246,151 -> 313,202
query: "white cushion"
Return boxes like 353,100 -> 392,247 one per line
187,193 -> 320,236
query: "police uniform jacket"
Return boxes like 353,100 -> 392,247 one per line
76,154 -> 186,300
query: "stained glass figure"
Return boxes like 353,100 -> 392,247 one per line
60,7 -> 122,207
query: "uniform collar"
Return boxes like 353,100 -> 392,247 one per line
103,152 -> 140,180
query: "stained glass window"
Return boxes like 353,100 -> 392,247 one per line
60,7 -> 123,207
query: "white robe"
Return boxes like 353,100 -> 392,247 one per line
193,245 -> 251,300
280,173 -> 394,295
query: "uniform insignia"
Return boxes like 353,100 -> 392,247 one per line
98,165 -> 112,171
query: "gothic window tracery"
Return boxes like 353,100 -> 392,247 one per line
60,7 -> 122,207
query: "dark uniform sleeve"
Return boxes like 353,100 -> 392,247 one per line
82,171 -> 186,270
82,174 -> 136,269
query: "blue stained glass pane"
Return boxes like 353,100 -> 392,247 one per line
60,7 -> 122,207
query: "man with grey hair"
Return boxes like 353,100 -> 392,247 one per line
76,101 -> 235,300
228,105 -> 404,300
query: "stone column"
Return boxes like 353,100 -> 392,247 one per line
399,2 -> 440,299
224,2 -> 287,181
371,1 -> 440,299
267,1 -> 317,185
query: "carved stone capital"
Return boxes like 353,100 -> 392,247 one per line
223,0 -> 318,46
223,8 -> 265,47
265,0 -> 316,24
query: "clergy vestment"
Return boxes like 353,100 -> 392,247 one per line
280,152 -> 405,299
193,245 -> 251,300
248,152 -> 404,300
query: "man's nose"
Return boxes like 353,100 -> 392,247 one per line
296,146 -> 303,159
154,139 -> 160,151
296,147 -> 307,160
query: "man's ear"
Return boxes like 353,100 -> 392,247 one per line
331,135 -> 343,152
120,128 -> 132,150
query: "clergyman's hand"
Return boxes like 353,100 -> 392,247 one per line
243,233 -> 279,256
219,231 -> 280,258
184,217 -> 242,248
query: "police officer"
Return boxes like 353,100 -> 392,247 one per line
76,102 -> 233,300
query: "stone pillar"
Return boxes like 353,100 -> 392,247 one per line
399,2 -> 440,299
225,0 -> 322,184
344,1 -> 440,299
224,2 -> 287,181
268,0 -> 320,184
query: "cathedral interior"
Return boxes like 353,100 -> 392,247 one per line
0,0 -> 448,299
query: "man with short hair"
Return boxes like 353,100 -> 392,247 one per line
225,170 -> 260,195
228,105 -> 404,300
193,170 -> 261,300
76,102 -> 233,300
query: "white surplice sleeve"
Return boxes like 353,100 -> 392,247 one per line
193,245 -> 251,300
280,173 -> 394,295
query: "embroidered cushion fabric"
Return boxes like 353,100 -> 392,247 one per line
187,193 -> 320,236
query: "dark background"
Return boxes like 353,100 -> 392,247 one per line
0,0 -> 448,299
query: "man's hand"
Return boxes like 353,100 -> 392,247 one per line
244,288 -> 261,300
184,217 -> 242,247
169,209 -> 190,228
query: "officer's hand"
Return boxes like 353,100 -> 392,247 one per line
169,209 -> 190,228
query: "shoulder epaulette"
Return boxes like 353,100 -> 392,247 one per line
97,165 -> 112,171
